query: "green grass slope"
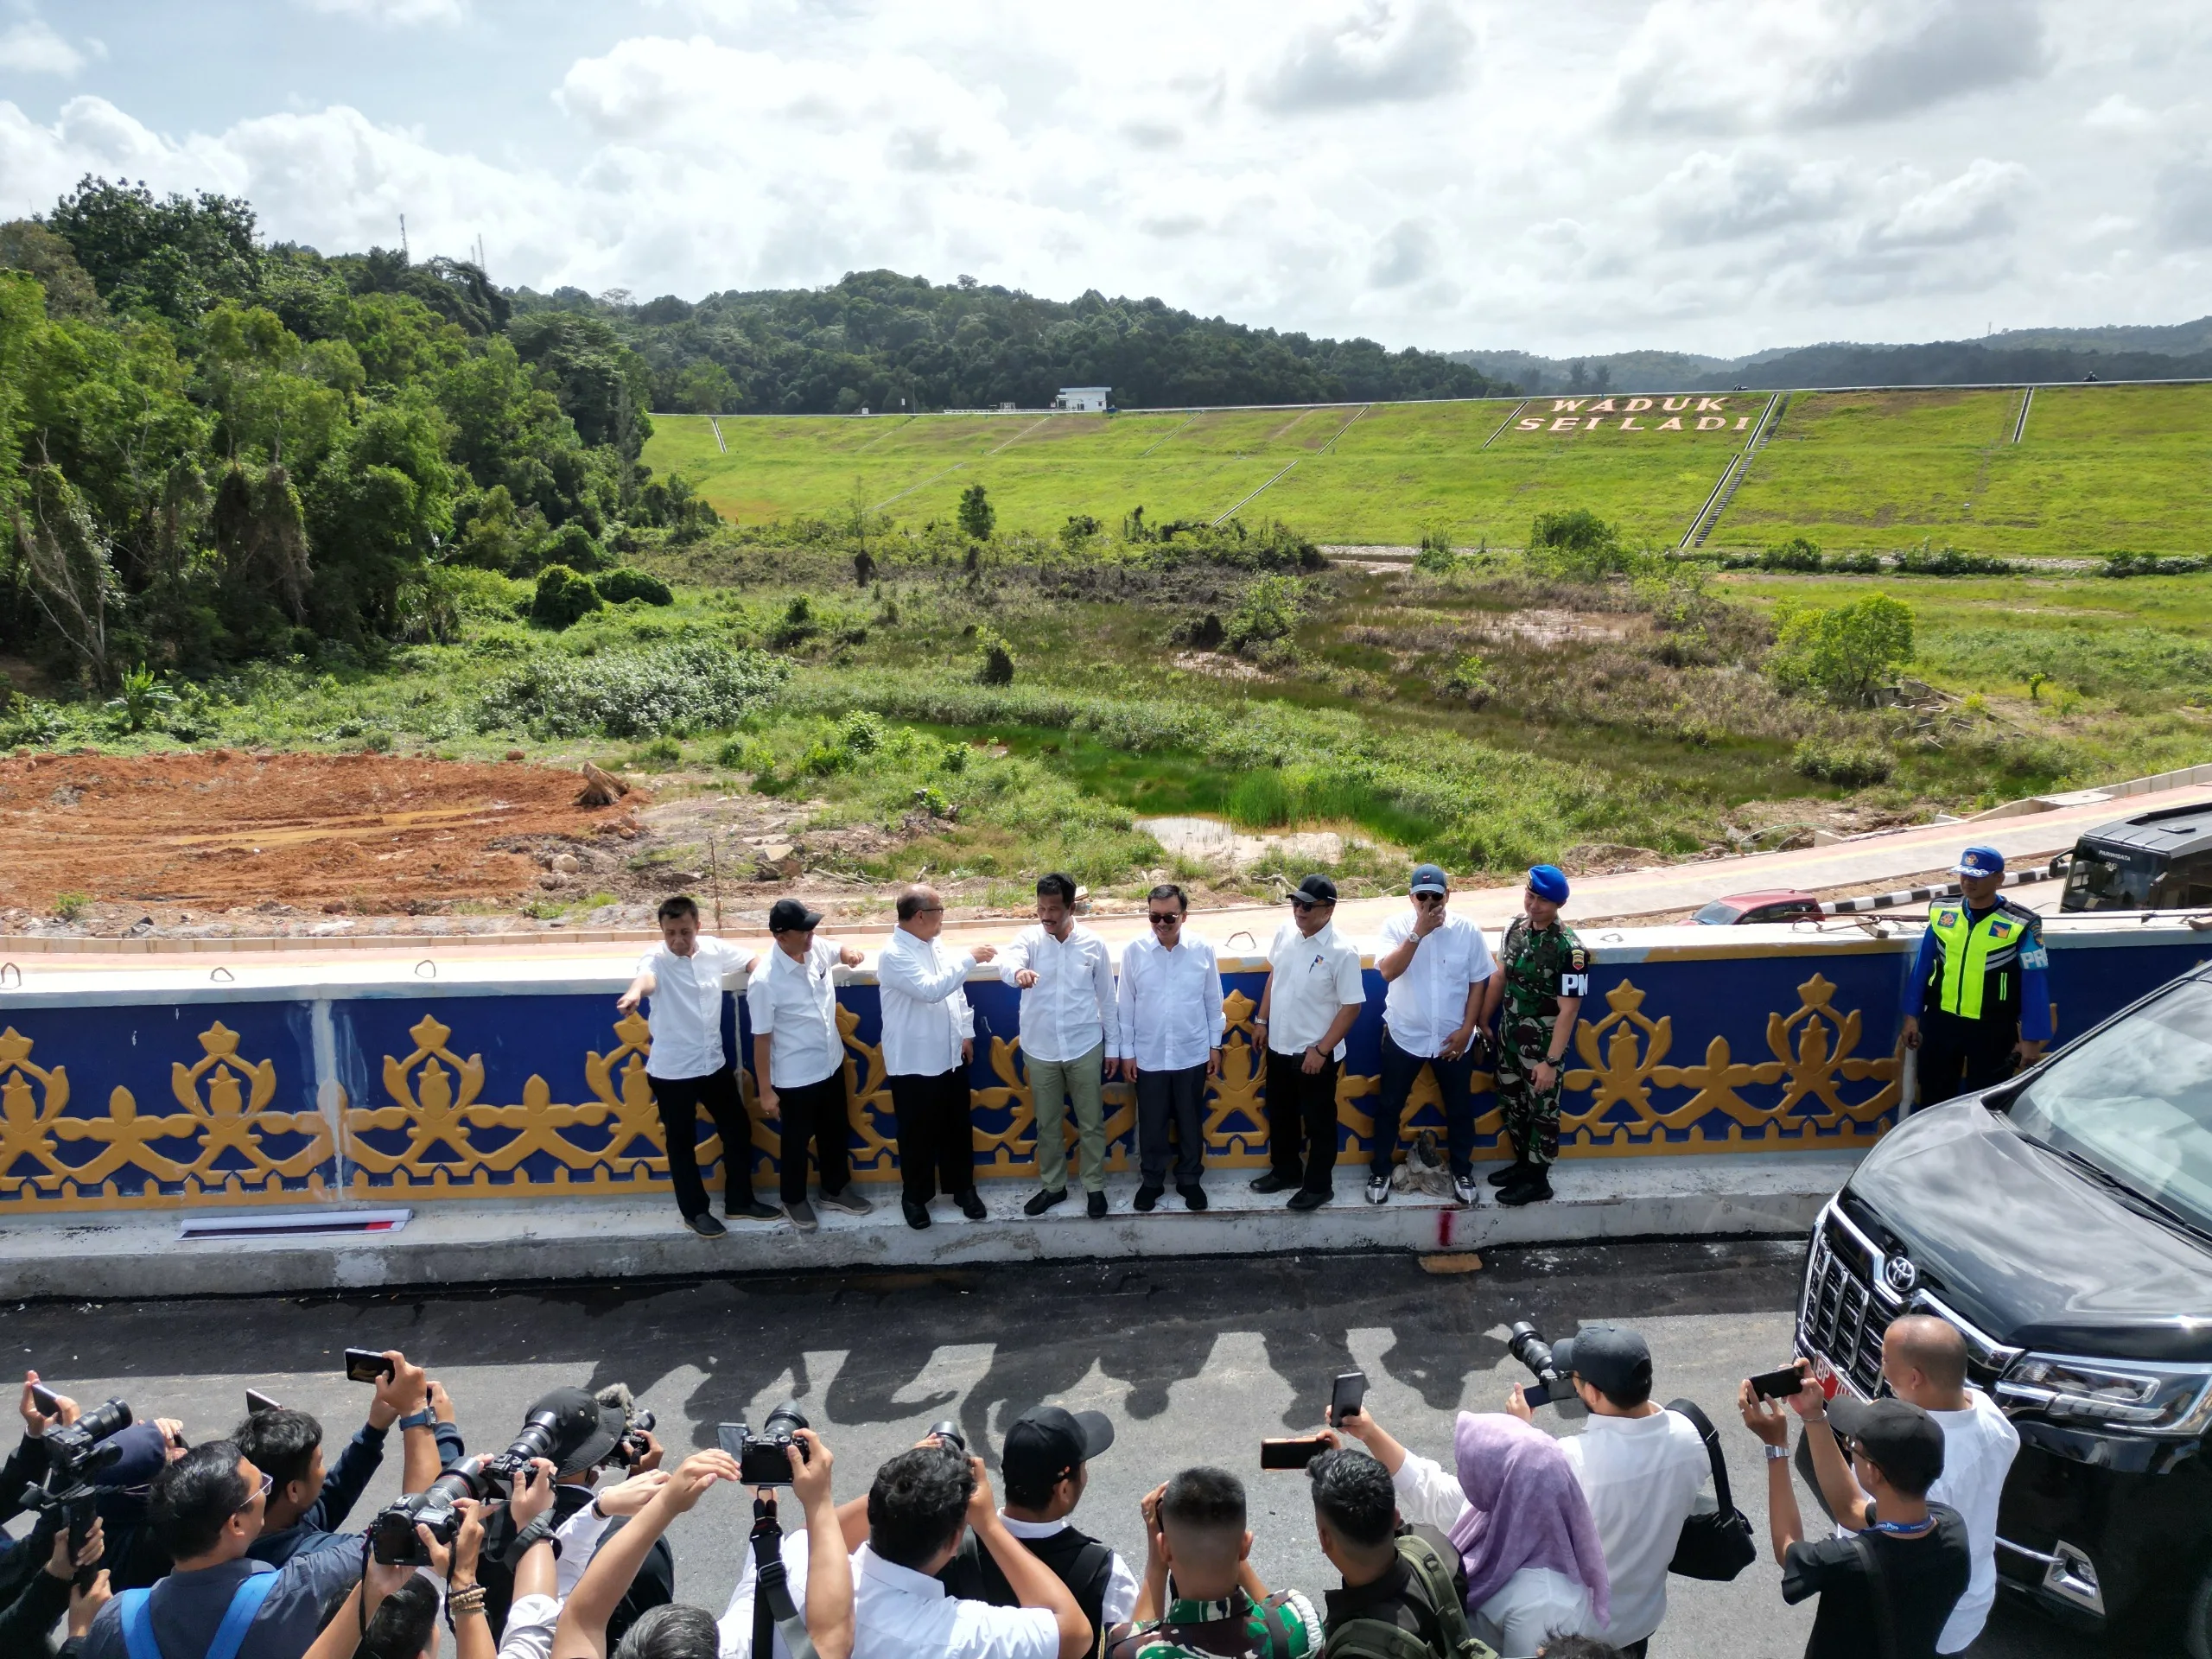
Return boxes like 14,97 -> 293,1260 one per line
645,381 -> 2212,552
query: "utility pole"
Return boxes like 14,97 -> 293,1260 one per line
400,214 -> 409,258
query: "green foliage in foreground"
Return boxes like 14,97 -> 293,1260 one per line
1769,594 -> 1916,707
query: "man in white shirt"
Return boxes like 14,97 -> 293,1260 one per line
618,894 -> 779,1237
1000,872 -> 1119,1220
1507,1324 -> 1710,1657
1112,884 -> 1224,1212
1793,1314 -> 2019,1654
1252,874 -> 1368,1211
1371,863 -> 1500,1209
879,885 -> 999,1230
745,897 -> 870,1233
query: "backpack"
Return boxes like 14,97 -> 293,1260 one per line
1324,1533 -> 1499,1659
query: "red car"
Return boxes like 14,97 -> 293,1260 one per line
1689,889 -> 1824,925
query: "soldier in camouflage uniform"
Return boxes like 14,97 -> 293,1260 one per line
1109,1469 -> 1321,1659
1489,864 -> 1587,1207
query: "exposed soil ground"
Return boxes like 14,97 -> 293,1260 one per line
0,751 -> 629,925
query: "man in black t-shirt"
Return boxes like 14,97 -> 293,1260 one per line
1738,1385 -> 1967,1659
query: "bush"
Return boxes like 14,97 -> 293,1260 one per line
1439,652 -> 1493,706
1791,737 -> 1894,787
1763,537 -> 1824,572
836,709 -> 884,753
957,482 -> 995,541
2101,551 -> 2212,578
478,640 -> 790,738
1529,507 -> 1633,579
1059,514 -> 1102,550
1894,546 -> 2019,577
597,567 -> 674,606
1225,575 -> 1303,654
975,629 -> 1016,685
0,692 -> 66,747
770,595 -> 820,647
1769,593 -> 1915,707
1414,524 -> 1459,573
537,523 -> 607,574
531,565 -> 603,629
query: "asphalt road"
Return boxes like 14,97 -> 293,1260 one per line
0,1245 -> 2150,1658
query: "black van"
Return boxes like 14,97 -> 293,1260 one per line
1796,961 -> 2212,1648
2062,802 -> 2212,912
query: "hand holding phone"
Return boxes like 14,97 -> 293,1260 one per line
1750,1364 -> 1808,1402
343,1349 -> 396,1384
1329,1370 -> 1367,1427
1260,1435 -> 1333,1471
30,1382 -> 61,1419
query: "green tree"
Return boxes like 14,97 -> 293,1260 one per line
46,177 -> 264,321
957,480 -> 995,540
1769,593 -> 1916,706
672,360 -> 739,413
305,397 -> 456,640
531,563 -> 601,628
0,221 -> 105,319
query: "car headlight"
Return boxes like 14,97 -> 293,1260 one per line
1997,1353 -> 2212,1434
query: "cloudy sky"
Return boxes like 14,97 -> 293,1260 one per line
4,0 -> 2209,357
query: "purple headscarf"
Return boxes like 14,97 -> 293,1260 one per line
1445,1411 -> 1610,1630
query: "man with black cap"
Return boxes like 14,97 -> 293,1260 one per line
1900,844 -> 2054,1106
1489,864 -> 1586,1207
620,894 -> 782,1238
746,896 -> 871,1232
1253,874 -> 1369,1211
1739,1383 -> 1968,1659
940,1405 -> 1136,1646
1371,862 -> 1498,1208
1507,1325 -> 1709,1657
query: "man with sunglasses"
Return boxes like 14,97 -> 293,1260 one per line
1370,863 -> 1500,1207
880,884 -> 999,1229
1112,884 -> 1225,1212
81,1440 -> 363,1659
1252,874 -> 1369,1210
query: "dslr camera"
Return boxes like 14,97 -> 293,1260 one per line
372,1388 -> 651,1567
1506,1322 -> 1579,1413
21,1398 -> 135,1571
720,1402 -> 816,1487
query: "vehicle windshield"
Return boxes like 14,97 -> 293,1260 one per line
1694,901 -> 1743,925
2010,975 -> 2212,1236
2063,851 -> 2156,911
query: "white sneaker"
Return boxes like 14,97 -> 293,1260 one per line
1452,1174 -> 1479,1206
1365,1176 -> 1390,1205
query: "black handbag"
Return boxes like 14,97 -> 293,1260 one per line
1666,1397 -> 1759,1580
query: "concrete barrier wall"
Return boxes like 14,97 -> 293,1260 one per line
3,919 -> 2207,1215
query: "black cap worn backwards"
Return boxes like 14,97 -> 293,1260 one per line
1550,1325 -> 1653,1400
767,898 -> 824,934
1826,1395 -> 1946,1494
1001,1404 -> 1115,1494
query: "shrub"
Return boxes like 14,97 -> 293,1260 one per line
1439,652 -> 1493,706
975,629 -> 1016,685
770,595 -> 820,647
957,482 -> 995,541
1762,537 -> 1823,572
1769,593 -> 1915,707
627,735 -> 683,769
1,692 -> 66,747
478,641 -> 789,738
1177,612 -> 1226,650
107,664 -> 180,734
1894,546 -> 2019,577
53,891 -> 89,922
597,567 -> 675,606
1791,736 -> 1894,786
1414,524 -> 1459,573
537,523 -> 607,574
1225,575 -> 1303,654
1529,508 -> 1631,579
2101,551 -> 2212,578
531,565 -> 603,629
1059,514 -> 1102,550
716,735 -> 774,772
836,709 -> 884,753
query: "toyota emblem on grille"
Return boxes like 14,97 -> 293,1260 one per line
1883,1254 -> 1920,1294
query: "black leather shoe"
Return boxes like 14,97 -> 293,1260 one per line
1133,1185 -> 1163,1212
727,1200 -> 779,1222
1178,1184 -> 1208,1211
685,1212 -> 728,1238
1249,1172 -> 1294,1194
1497,1170 -> 1554,1206
1287,1188 -> 1333,1211
1487,1160 -> 1527,1188
955,1188 -> 988,1221
903,1198 -> 931,1230
1087,1191 -> 1108,1219
1024,1186 -> 1070,1217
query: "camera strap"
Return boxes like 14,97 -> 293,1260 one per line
748,1498 -> 818,1659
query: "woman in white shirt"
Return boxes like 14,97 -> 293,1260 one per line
1330,1404 -> 1608,1659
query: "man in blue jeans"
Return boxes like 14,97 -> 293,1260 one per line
79,1440 -> 361,1659
1369,864 -> 1499,1207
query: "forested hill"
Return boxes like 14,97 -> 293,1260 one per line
513,270 -> 1508,415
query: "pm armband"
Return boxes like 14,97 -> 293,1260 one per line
2020,943 -> 2050,970
1560,973 -> 1589,997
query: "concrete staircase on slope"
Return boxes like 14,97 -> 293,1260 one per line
1684,392 -> 1791,548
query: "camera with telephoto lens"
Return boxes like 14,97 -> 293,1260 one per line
1507,1321 -> 1569,1409
734,1402 -> 812,1487
371,1389 -> 613,1566
927,1419 -> 967,1457
20,1398 -> 134,1575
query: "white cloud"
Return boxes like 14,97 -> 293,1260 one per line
2082,92 -> 2157,132
1250,0 -> 1474,111
2152,152 -> 2212,249
1648,151 -> 1856,245
1862,158 -> 2031,249
1612,0 -> 2049,132
0,19 -> 89,76
297,0 -> 467,23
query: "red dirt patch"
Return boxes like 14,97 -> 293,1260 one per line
0,751 -> 623,913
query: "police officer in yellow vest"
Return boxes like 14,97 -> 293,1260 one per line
1900,844 -> 2055,1103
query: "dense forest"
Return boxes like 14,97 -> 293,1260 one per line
520,270 -> 1508,415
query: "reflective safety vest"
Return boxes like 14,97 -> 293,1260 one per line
1929,902 -> 2031,1022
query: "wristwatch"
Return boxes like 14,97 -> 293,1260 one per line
397,1408 -> 435,1432
1764,1443 -> 1791,1461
